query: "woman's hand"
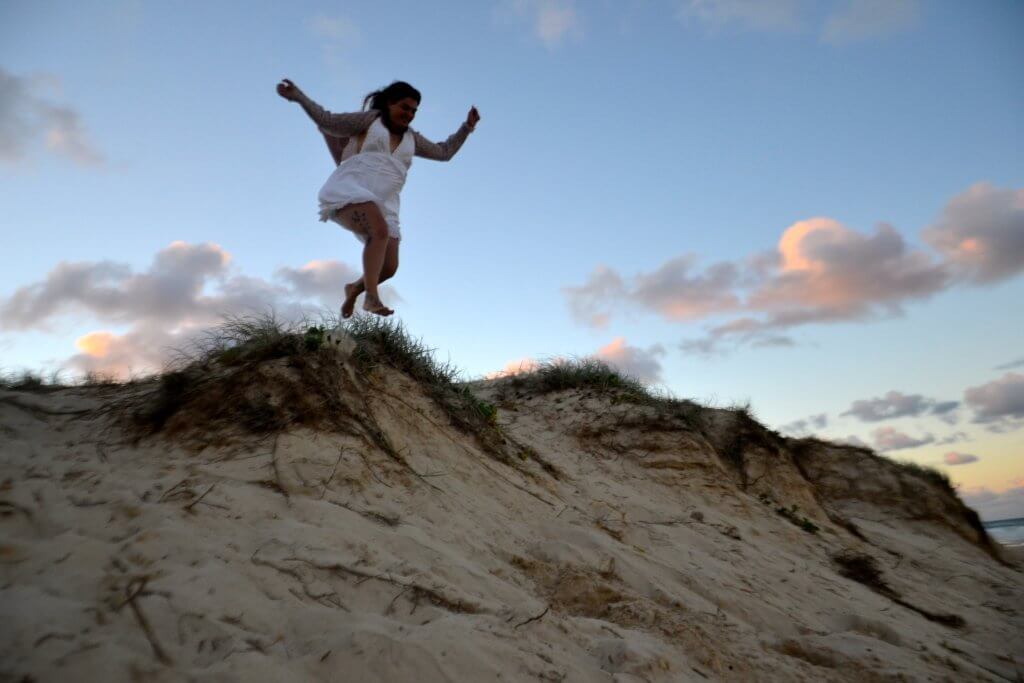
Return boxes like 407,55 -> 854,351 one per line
277,79 -> 302,102
465,106 -> 481,131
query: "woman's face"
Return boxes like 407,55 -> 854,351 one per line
387,97 -> 419,129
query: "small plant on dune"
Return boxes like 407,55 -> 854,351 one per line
303,325 -> 325,352
757,494 -> 819,534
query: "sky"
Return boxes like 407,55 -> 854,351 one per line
1,0 -> 1022,520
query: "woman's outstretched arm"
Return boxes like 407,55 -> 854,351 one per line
277,79 -> 376,137
413,106 -> 480,161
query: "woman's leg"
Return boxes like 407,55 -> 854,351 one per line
334,202 -> 393,316
341,238 -> 400,318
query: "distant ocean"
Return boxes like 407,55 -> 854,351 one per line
983,517 -> 1024,547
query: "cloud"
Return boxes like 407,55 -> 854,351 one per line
942,452 -> 979,466
964,372 -> 1024,428
871,426 -> 934,452
633,257 -> 742,321
485,357 -> 543,379
821,0 -> 920,45
676,0 -> 805,32
566,182 -> 1023,352
0,67 -> 104,167
960,486 -> 1024,522
936,431 -> 969,446
995,357 -> 1024,371
747,219 -> 948,318
275,260 -> 361,301
841,390 -> 959,422
0,243 -> 365,378
309,15 -> 360,43
593,337 -> 666,384
923,183 -> 1024,285
499,0 -> 581,48
0,241 -> 240,329
780,412 -> 828,436
69,325 -> 192,378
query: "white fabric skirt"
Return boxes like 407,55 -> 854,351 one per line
318,152 -> 406,242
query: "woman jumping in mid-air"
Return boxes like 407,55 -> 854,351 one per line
277,78 -> 480,317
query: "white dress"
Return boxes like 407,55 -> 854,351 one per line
318,118 -> 414,242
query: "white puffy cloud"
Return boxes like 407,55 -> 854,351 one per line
0,243 -> 367,378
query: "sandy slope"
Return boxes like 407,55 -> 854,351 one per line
1,347 -> 1021,682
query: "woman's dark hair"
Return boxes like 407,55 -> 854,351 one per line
363,81 -> 421,131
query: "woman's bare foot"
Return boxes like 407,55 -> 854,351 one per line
363,295 -> 393,317
341,283 -> 361,319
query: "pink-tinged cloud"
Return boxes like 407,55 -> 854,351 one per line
69,325 -> 192,378
632,257 -> 741,321
748,220 -> 947,313
871,426 -> 934,452
593,337 -> 666,384
942,452 -> 979,466
485,357 -> 543,379
566,182 -> 1023,353
964,372 -> 1024,428
923,183 -> 1024,284
488,337 -> 665,384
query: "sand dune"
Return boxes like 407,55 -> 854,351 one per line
1,330 -> 1021,682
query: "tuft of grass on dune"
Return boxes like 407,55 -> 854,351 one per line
1,369 -> 59,392
114,312 -> 509,459
497,358 -> 652,403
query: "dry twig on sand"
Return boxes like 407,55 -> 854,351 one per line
118,577 -> 172,665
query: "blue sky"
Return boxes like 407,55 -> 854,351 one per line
1,0 -> 1022,518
